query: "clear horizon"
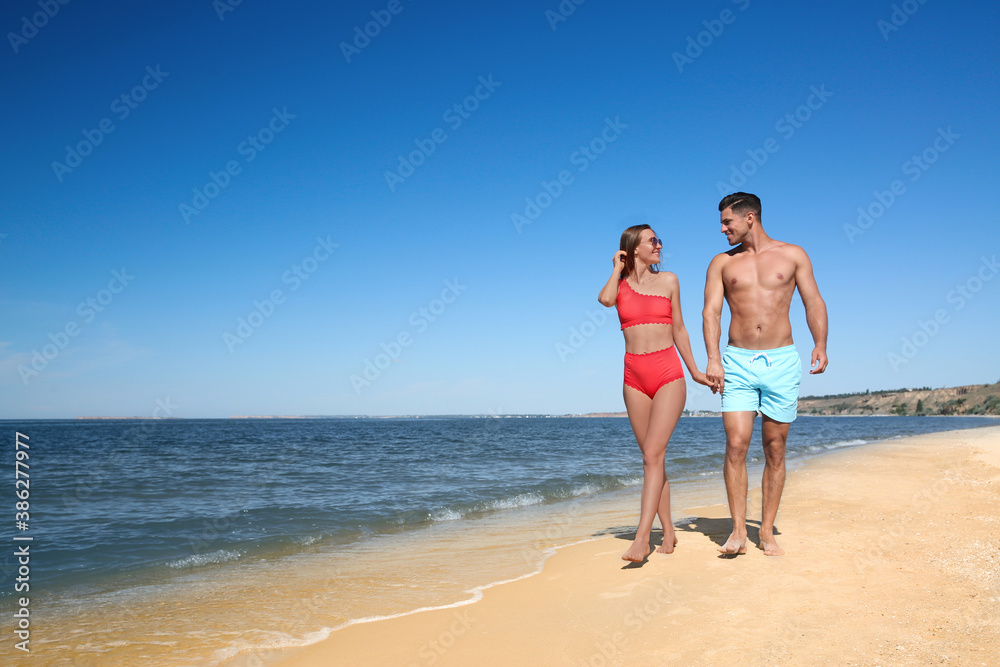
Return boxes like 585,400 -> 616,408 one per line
9,379 -> 999,420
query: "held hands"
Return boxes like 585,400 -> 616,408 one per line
690,370 -> 712,387
705,359 -> 725,394
810,347 -> 829,374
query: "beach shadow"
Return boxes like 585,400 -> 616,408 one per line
675,516 -> 780,558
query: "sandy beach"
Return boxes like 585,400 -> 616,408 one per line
248,424 -> 1000,666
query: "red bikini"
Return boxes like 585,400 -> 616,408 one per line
616,278 -> 684,398
616,278 -> 673,328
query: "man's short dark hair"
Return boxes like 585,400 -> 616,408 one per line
719,192 -> 762,221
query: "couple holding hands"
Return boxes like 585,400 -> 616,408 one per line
597,192 -> 829,561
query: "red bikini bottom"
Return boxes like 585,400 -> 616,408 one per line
623,345 -> 684,398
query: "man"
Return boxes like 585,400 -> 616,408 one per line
703,192 -> 828,556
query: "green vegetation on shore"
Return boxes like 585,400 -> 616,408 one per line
798,382 -> 1000,416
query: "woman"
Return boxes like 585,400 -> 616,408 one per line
598,224 -> 709,562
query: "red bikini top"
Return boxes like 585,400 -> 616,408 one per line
616,278 -> 672,330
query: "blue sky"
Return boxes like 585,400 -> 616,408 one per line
2,0 -> 998,418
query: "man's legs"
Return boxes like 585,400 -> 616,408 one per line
759,416 -> 790,555
719,410 -> 755,554
755,345 -> 800,555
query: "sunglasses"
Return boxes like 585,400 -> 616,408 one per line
643,237 -> 663,248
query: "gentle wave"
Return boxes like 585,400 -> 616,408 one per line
425,475 -> 641,523
166,549 -> 243,569
824,438 -> 867,449
804,438 -> 868,453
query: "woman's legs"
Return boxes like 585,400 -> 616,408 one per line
622,378 -> 686,561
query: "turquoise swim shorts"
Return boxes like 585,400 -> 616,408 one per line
721,344 -> 802,423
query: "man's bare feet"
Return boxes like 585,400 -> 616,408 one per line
717,532 -> 747,555
758,532 -> 784,556
655,533 -> 678,554
621,540 -> 651,562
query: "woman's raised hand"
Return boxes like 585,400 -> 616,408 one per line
599,251 -> 627,307
612,250 -> 626,273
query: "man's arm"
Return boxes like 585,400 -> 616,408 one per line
793,247 -> 829,374
702,254 -> 726,393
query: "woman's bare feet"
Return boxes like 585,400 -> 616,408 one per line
655,531 -> 678,554
717,531 -> 747,555
621,539 -> 652,562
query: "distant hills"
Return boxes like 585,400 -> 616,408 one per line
798,382 -> 1000,416
575,383 -> 1000,418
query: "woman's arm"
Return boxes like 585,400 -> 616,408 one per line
667,273 -> 709,385
598,250 -> 626,307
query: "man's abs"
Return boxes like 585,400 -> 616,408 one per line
725,294 -> 795,350
726,316 -> 794,350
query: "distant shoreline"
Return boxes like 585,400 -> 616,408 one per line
56,413 -> 1000,420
